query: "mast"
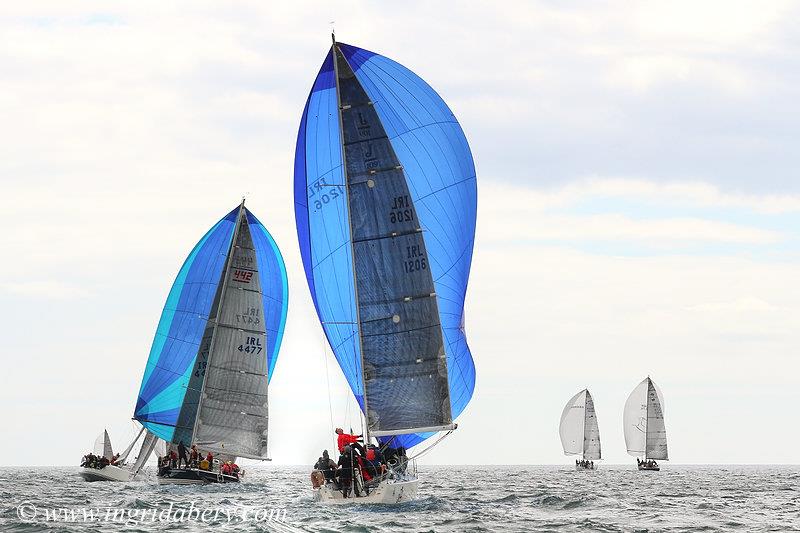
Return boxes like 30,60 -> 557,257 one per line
582,389 -> 588,461
644,376 -> 650,461
189,199 -> 247,445
330,33 -> 371,444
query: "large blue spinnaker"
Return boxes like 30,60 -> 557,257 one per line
294,41 -> 477,448
134,204 -> 288,456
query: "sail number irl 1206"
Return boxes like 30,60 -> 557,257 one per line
404,244 -> 427,273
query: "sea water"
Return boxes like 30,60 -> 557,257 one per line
0,465 -> 797,532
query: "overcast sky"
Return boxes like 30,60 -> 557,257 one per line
1,1 -> 798,467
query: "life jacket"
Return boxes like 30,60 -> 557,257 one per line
366,449 -> 376,461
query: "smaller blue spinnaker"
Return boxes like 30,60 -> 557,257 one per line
134,202 -> 288,458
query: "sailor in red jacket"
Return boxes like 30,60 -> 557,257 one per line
335,428 -> 362,453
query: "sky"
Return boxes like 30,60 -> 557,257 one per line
1,1 -> 798,466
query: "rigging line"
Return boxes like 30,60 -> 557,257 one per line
407,429 -> 455,461
321,322 -> 335,451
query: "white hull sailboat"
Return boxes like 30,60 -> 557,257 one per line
79,464 -> 131,482
79,427 -> 162,482
624,376 -> 669,471
559,389 -> 601,471
314,477 -> 418,504
294,35 -> 479,505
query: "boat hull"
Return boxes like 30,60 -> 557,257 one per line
638,463 -> 660,471
575,463 -> 597,470
314,478 -> 418,505
157,468 -> 240,485
79,465 -> 131,482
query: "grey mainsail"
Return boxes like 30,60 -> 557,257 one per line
191,206 -> 270,459
333,45 -> 452,437
645,379 -> 668,460
583,391 -> 601,460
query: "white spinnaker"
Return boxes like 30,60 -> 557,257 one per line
559,390 -> 586,456
645,379 -> 668,460
623,379 -> 649,457
93,430 -> 114,460
583,390 -> 601,460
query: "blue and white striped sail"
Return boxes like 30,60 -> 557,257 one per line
294,40 -> 477,448
134,204 -> 288,457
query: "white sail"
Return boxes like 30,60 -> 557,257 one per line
623,379 -> 649,457
645,379 -> 668,460
559,390 -> 587,456
117,427 -> 145,464
154,438 -> 166,459
131,431 -> 158,477
583,390 -> 601,460
93,429 -> 114,460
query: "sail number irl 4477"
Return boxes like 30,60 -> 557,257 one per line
238,336 -> 263,355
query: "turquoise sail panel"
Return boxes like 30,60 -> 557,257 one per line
295,43 -> 477,448
246,209 -> 289,381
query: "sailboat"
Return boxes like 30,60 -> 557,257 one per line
559,389 -> 601,470
294,35 -> 478,504
623,377 -> 668,471
131,200 -> 288,484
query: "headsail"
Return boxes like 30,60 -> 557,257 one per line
131,431 -> 158,477
294,39 -> 477,448
133,203 -> 288,458
624,377 -> 668,459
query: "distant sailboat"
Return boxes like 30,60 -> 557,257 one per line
295,35 -> 477,504
132,201 -> 288,484
624,377 -> 668,471
559,389 -> 601,470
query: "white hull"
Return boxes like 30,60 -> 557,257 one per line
314,478 -> 418,505
79,465 -> 131,482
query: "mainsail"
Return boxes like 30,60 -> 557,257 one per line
294,38 -> 477,448
133,202 -> 288,459
623,377 -> 668,460
559,389 -> 601,460
583,390 -> 601,460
